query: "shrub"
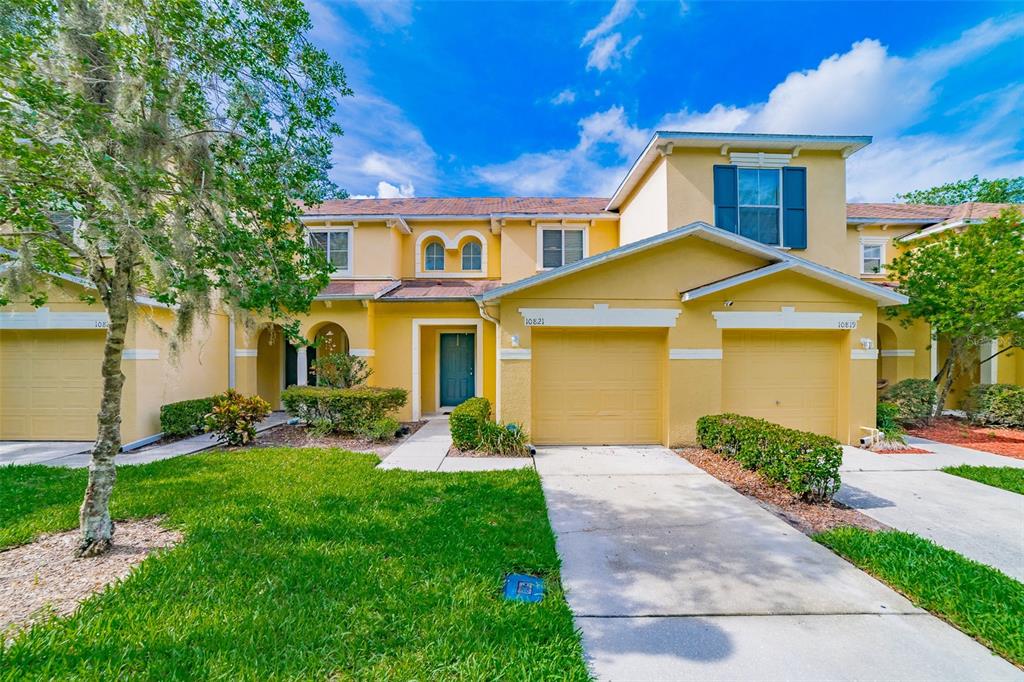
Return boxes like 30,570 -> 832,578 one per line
281,386 -> 407,434
310,352 -> 372,388
876,402 -> 905,441
204,390 -> 271,446
963,384 -> 1024,427
449,397 -> 491,450
884,379 -> 937,426
696,413 -> 842,501
160,397 -> 214,438
478,421 -> 531,456
358,416 -> 401,442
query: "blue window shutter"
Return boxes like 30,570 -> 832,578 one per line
782,166 -> 807,249
713,165 -> 738,233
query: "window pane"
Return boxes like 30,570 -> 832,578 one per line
738,169 -> 759,205
757,169 -> 780,206
563,230 -> 584,264
863,258 -> 882,273
542,229 -> 562,268
425,242 -> 444,271
329,232 -> 348,270
738,207 -> 779,244
462,241 -> 482,270
311,232 -> 329,256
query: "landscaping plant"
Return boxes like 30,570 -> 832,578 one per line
203,390 -> 271,446
281,386 -> 407,435
884,378 -> 937,426
310,352 -> 373,388
875,402 -> 906,443
696,414 -> 843,500
160,398 -> 215,438
963,384 -> 1024,428
0,0 -> 347,555
478,421 -> 531,457
357,416 -> 402,442
450,397 -> 492,450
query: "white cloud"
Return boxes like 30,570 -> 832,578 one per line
473,106 -> 646,196
348,0 -> 413,31
551,89 -> 577,106
581,0 -> 636,46
351,180 -> 416,199
585,33 -> 641,72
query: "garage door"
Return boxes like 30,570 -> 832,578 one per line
0,330 -> 104,440
532,330 -> 664,445
722,330 -> 840,438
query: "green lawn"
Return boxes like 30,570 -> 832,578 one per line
941,465 -> 1024,495
816,527 -> 1024,666
0,449 -> 588,680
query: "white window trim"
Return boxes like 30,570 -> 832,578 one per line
414,229 -> 488,278
307,226 -> 353,278
536,224 -> 589,271
859,237 -> 887,276
736,167 -> 783,248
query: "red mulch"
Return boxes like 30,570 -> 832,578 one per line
872,446 -> 933,455
675,447 -> 887,536
907,417 -> 1024,460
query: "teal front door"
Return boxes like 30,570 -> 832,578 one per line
440,333 -> 475,407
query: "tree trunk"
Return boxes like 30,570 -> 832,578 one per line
933,339 -> 965,419
78,294 -> 130,557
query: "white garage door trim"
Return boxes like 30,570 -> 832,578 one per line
0,307 -> 109,329
519,304 -> 680,328
713,307 -> 861,330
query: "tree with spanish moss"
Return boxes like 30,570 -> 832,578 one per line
0,0 -> 348,555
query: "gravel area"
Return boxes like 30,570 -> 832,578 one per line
254,422 -> 425,457
675,447 -> 888,535
908,418 -> 1024,459
1,519 -> 181,642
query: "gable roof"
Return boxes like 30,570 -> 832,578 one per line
846,202 -> 1017,225
478,221 -> 908,307
301,197 -> 614,218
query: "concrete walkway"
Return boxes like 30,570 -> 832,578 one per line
0,412 -> 288,468
537,446 -> 1020,681
839,441 -> 1024,581
378,416 -> 534,472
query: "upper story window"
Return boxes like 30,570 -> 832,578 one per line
540,228 -> 585,269
462,240 -> 482,271
860,238 -> 886,275
310,228 -> 351,275
424,241 -> 445,271
737,168 -> 780,245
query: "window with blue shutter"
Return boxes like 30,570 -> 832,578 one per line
782,166 -> 807,249
713,165 -> 738,233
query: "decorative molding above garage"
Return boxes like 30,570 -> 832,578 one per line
518,304 -> 681,328
712,307 -> 861,330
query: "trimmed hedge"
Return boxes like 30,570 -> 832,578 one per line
883,379 -> 936,425
696,413 -> 842,501
281,386 -> 407,435
450,397 -> 491,450
160,397 -> 215,438
963,383 -> 1024,427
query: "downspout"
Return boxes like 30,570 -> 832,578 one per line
476,298 -> 502,419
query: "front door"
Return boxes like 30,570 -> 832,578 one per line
440,333 -> 475,407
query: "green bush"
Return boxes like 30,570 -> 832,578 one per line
884,378 -> 937,425
358,416 -> 401,442
310,352 -> 372,388
478,421 -> 531,457
449,397 -> 491,450
204,390 -> 271,446
876,402 -> 905,441
160,397 -> 215,437
696,413 -> 843,501
281,386 -> 407,434
963,383 -> 1024,427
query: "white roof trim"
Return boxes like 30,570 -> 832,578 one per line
897,219 -> 972,243
479,221 -> 908,307
681,262 -> 795,301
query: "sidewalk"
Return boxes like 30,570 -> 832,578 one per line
378,416 -> 534,472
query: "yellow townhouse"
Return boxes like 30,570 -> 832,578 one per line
2,130 -> 1015,447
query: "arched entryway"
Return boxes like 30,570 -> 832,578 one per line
306,322 -> 350,386
256,325 -> 285,408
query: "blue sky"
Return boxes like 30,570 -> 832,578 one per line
306,1 -> 1024,202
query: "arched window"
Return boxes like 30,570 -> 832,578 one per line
424,241 -> 445,271
461,240 -> 482,271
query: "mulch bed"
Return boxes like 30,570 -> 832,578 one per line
253,421 -> 426,457
1,519 -> 181,644
676,447 -> 888,536
907,417 -> 1024,460
446,445 -> 532,458
871,446 -> 933,455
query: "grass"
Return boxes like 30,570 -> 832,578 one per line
816,527 -> 1024,666
941,465 -> 1024,495
0,449 -> 588,680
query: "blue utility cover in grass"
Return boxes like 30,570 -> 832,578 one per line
503,573 -> 544,603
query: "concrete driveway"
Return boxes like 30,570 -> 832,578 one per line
536,446 -> 1020,681
0,441 -> 92,466
839,440 -> 1024,581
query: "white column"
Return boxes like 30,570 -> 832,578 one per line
930,330 -> 938,380
980,340 -> 999,385
296,346 -> 308,386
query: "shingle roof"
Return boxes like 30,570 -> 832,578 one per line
379,278 -> 502,300
302,197 -> 613,217
846,202 -> 1019,223
316,279 -> 398,299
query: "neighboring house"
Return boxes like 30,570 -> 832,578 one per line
847,201 -> 1024,405
3,130 -> 1009,447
